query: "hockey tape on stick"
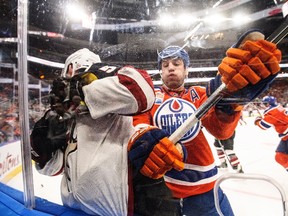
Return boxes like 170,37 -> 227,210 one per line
169,2 -> 288,144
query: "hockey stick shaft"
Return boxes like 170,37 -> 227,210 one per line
169,4 -> 288,144
169,83 -> 226,143
255,106 -> 264,118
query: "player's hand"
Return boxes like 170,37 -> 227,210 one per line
218,32 -> 281,92
51,78 -> 68,102
69,101 -> 89,116
128,126 -> 185,179
207,30 -> 282,107
31,110 -> 68,169
254,116 -> 262,125
141,139 -> 185,179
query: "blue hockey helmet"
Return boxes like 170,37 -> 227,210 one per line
157,46 -> 190,70
262,96 -> 277,106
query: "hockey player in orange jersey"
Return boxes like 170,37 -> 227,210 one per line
255,96 -> 288,171
128,29 -> 282,216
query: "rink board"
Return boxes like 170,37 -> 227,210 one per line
0,182 -> 90,216
0,141 -> 92,215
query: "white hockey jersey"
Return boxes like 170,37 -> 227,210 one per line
37,66 -> 155,215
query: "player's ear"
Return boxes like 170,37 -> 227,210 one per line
67,63 -> 73,77
185,68 -> 188,78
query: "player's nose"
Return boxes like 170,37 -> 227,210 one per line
167,62 -> 176,71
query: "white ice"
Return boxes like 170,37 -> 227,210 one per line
6,111 -> 288,216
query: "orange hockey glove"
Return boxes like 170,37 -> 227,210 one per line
141,138 -> 185,179
218,31 -> 282,92
128,126 -> 186,179
207,30 -> 282,114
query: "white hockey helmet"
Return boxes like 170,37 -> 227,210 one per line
61,48 -> 101,78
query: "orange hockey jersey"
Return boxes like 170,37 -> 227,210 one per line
133,86 -> 240,198
256,104 -> 288,141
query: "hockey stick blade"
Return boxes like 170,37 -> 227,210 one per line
169,2 -> 288,144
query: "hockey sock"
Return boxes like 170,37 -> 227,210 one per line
225,150 -> 240,170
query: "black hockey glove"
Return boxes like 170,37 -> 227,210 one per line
30,110 -> 69,169
50,78 -> 68,102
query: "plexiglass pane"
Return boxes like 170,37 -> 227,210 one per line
0,0 -> 287,215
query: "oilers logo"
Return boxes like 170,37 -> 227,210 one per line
153,98 -> 201,143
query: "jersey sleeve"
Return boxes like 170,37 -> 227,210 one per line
83,66 -> 155,119
133,111 -> 153,130
259,107 -> 288,136
201,99 -> 241,140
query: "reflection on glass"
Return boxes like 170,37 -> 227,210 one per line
0,0 -> 287,215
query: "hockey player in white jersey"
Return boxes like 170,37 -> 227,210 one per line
31,48 -> 158,215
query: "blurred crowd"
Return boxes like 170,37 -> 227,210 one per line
0,83 -> 50,144
265,79 -> 288,107
243,79 -> 288,113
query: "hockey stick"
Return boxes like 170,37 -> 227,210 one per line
255,106 -> 264,118
169,2 -> 288,144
